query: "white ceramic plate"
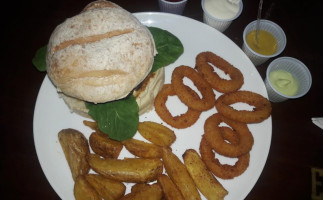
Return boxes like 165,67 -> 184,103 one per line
33,12 -> 272,200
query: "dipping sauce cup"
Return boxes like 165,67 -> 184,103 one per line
242,19 -> 286,66
265,57 -> 312,102
201,0 -> 243,32
158,0 -> 188,15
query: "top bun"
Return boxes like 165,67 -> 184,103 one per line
46,0 -> 156,103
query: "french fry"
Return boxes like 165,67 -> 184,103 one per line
157,174 -> 184,200
183,149 -> 228,200
74,176 -> 100,200
58,129 -> 90,181
161,148 -> 201,200
87,154 -> 163,183
85,174 -> 126,200
89,131 -> 123,158
138,121 -> 176,147
122,138 -> 163,158
120,183 -> 163,200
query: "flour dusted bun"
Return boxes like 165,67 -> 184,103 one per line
61,67 -> 165,117
46,0 -> 156,103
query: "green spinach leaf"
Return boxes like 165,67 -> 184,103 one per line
85,95 -> 139,141
148,27 -> 184,72
32,45 -> 47,72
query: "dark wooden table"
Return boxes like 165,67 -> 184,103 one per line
1,0 -> 322,199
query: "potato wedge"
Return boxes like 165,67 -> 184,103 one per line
161,148 -> 201,200
157,174 -> 184,200
89,131 -> 123,158
122,138 -> 163,158
87,154 -> 163,183
138,121 -> 176,146
120,183 -> 163,200
74,176 -> 100,200
183,149 -> 228,200
131,183 -> 151,193
83,120 -> 100,132
58,129 -> 90,181
85,174 -> 126,200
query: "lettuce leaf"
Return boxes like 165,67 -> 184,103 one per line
32,45 -> 47,72
148,27 -> 184,72
85,95 -> 139,141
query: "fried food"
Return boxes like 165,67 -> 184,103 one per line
131,183 -> 151,193
171,65 -> 215,111
83,120 -> 100,131
157,174 -> 184,200
58,129 -> 90,181
183,149 -> 228,200
161,148 -> 201,200
87,154 -> 163,183
89,131 -> 123,158
61,49 -> 271,198
84,120 -> 124,158
74,175 -> 100,200
195,51 -> 244,93
122,138 -> 163,158
85,174 -> 126,200
138,121 -> 176,147
154,84 -> 202,129
204,113 -> 254,157
200,136 -> 250,179
215,90 -> 272,123
120,183 -> 163,200
219,126 -> 240,146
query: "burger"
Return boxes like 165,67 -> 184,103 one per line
45,0 -> 176,140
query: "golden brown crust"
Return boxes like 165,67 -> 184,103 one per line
200,137 -> 250,179
215,90 -> 272,123
195,51 -> 244,93
58,129 -> 91,181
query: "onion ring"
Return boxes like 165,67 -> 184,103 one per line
199,136 -> 250,179
171,65 -> 215,111
154,84 -> 202,129
195,51 -> 244,93
203,113 -> 254,157
219,126 -> 240,146
215,90 -> 272,123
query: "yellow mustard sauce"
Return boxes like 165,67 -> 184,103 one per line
246,30 -> 278,55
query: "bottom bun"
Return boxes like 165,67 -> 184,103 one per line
60,68 -> 165,118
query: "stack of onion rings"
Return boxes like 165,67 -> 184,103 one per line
171,65 -> 215,111
199,113 -> 252,179
215,90 -> 272,123
196,51 -> 244,93
152,51 -> 271,183
203,113 -> 254,158
154,84 -> 202,129
200,136 -> 250,180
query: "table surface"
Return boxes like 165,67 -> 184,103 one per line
1,0 -> 323,199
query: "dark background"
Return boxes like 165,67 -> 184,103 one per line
1,0 -> 322,199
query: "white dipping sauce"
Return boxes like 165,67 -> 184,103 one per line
204,0 -> 239,20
